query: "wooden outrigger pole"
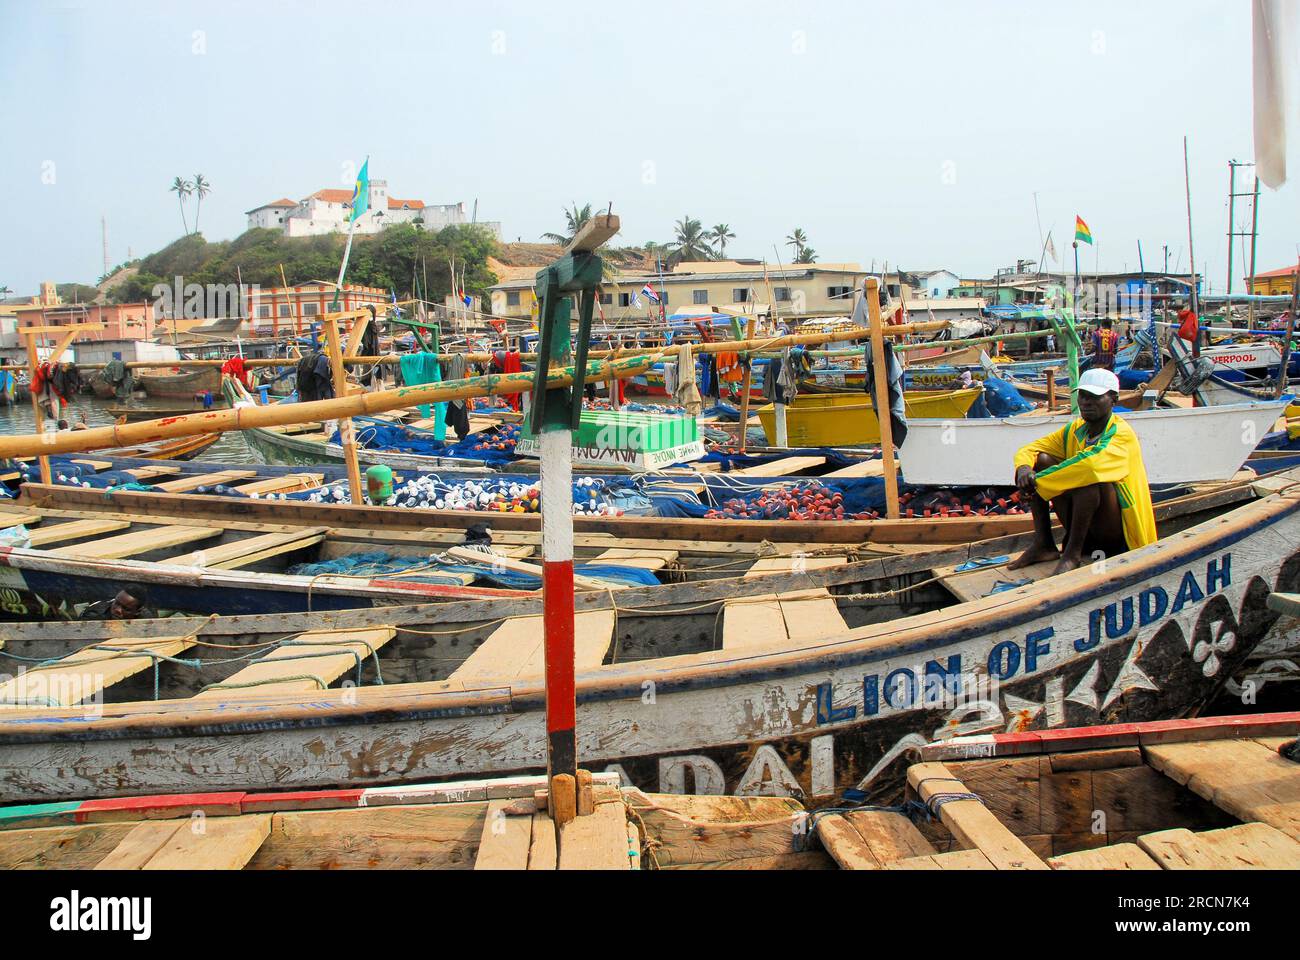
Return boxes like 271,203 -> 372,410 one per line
21,322 -> 105,484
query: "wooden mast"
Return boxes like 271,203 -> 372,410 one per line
321,315 -> 364,504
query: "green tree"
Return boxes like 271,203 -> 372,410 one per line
541,202 -> 593,245
794,246 -> 818,264
0,285 -> 11,300
786,228 -> 808,262
170,177 -> 192,235
708,223 -> 735,259
191,174 -> 211,235
669,216 -> 711,263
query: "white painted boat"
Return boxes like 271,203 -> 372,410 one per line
1201,341 -> 1282,372
898,400 -> 1287,486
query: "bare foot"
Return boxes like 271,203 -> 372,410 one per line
1053,555 -> 1083,575
1008,545 -> 1059,570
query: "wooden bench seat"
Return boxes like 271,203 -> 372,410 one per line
48,524 -> 222,560
447,611 -> 616,686
192,627 -> 396,698
0,635 -> 200,707
168,527 -> 329,569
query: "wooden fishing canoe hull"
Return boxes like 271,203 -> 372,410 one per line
0,481 -> 1295,805
899,401 -> 1288,487
137,366 -> 222,400
757,388 -> 982,446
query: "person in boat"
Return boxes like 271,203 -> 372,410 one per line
1090,318 -> 1119,371
1008,368 -> 1157,574
79,587 -> 154,621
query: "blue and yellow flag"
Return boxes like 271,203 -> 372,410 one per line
350,157 -> 370,222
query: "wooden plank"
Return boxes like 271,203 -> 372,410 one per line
0,822 -> 137,869
1138,823 -> 1300,869
25,518 -> 131,547
48,524 -> 222,560
152,470 -> 259,493
934,557 -> 1054,604
744,554 -> 847,579
781,590 -> 849,642
1145,738 -> 1300,841
907,762 -> 1048,869
0,634 -> 199,707
123,465 -> 181,480
729,456 -> 826,478
591,547 -> 679,571
1047,842 -> 1162,870
527,809 -> 557,870
723,588 -> 847,650
474,799 -> 533,870
946,757 -> 1041,836
93,821 -> 185,869
445,545 -> 616,591
192,627 -> 396,698
820,458 -> 885,479
248,805 -> 484,869
557,799 -> 632,870
815,814 -> 884,869
888,849 -> 996,870
448,611 -> 615,685
230,474 -> 325,495
0,510 -> 42,529
167,528 -> 328,569
138,814 -> 271,869
842,810 -> 937,863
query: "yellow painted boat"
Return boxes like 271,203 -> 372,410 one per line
756,388 -> 983,446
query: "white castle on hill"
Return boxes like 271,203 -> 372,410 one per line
246,179 -> 501,239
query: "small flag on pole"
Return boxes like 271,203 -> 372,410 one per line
640,284 -> 661,303
1045,231 -> 1058,262
1074,215 -> 1094,246
632,293 -> 643,308
349,157 -> 370,222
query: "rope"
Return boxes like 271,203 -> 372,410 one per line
200,674 -> 329,693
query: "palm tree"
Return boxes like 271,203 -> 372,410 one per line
786,228 -> 808,262
191,174 -> 211,234
0,285 -> 11,300
170,177 -> 192,234
794,246 -> 818,264
669,216 -> 711,263
708,223 -> 735,259
541,202 -> 593,245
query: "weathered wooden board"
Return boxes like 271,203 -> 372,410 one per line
448,611 -> 615,685
153,470 -> 259,493
168,528 -> 329,569
1137,823 -> 1300,869
473,799 -> 533,870
192,628 -> 395,698
0,822 -> 137,869
25,518 -> 131,547
0,634 -> 199,707
907,762 -> 1048,870
247,805 -> 485,870
1047,842 -> 1161,870
557,799 -> 631,870
49,524 -> 222,560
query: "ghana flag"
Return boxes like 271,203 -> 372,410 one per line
1075,215 -> 1094,245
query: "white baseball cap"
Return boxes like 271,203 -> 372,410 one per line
1077,368 -> 1121,396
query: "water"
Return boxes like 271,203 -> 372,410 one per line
0,396 -> 258,464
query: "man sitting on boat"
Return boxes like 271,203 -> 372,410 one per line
79,586 -> 154,621
1008,368 -> 1157,574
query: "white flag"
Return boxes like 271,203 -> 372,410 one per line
1045,232 -> 1058,263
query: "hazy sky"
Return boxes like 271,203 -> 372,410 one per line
2,0 -> 1296,295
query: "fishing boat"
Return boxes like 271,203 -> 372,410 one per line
0,468 -> 1295,804
136,365 -> 223,400
106,402 -> 228,421
756,387 -> 982,446
0,433 -> 222,488
892,711 -> 1300,869
898,400 -> 1288,486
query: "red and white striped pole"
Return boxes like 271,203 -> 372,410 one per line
539,425 -> 577,783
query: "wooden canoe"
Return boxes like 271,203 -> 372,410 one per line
0,470 -> 1295,805
136,365 -> 222,400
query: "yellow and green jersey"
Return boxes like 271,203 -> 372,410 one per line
1013,413 -> 1157,549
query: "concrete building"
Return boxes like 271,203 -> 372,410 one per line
909,269 -> 961,298
243,281 -> 389,336
12,301 -> 155,342
247,178 -> 502,239
1246,262 -> 1300,296
489,260 -> 869,321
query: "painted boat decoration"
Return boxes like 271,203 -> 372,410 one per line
757,388 -> 982,446
899,400 -> 1287,486
0,470 -> 1295,805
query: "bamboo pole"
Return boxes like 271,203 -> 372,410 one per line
735,315 -> 758,451
23,332 -> 52,485
0,325 -> 931,460
1277,272 -> 1299,400
321,316 -> 364,504
866,279 -> 900,520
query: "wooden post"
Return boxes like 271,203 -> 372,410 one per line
321,316 -> 365,504
736,315 -> 758,451
23,332 -> 52,485
1044,366 -> 1057,411
866,279 -> 900,519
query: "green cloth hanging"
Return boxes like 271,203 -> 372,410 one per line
399,352 -> 447,441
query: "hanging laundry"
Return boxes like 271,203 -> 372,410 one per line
221,356 -> 252,389
864,344 -> 908,447
399,352 -> 447,440
672,343 -> 702,417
